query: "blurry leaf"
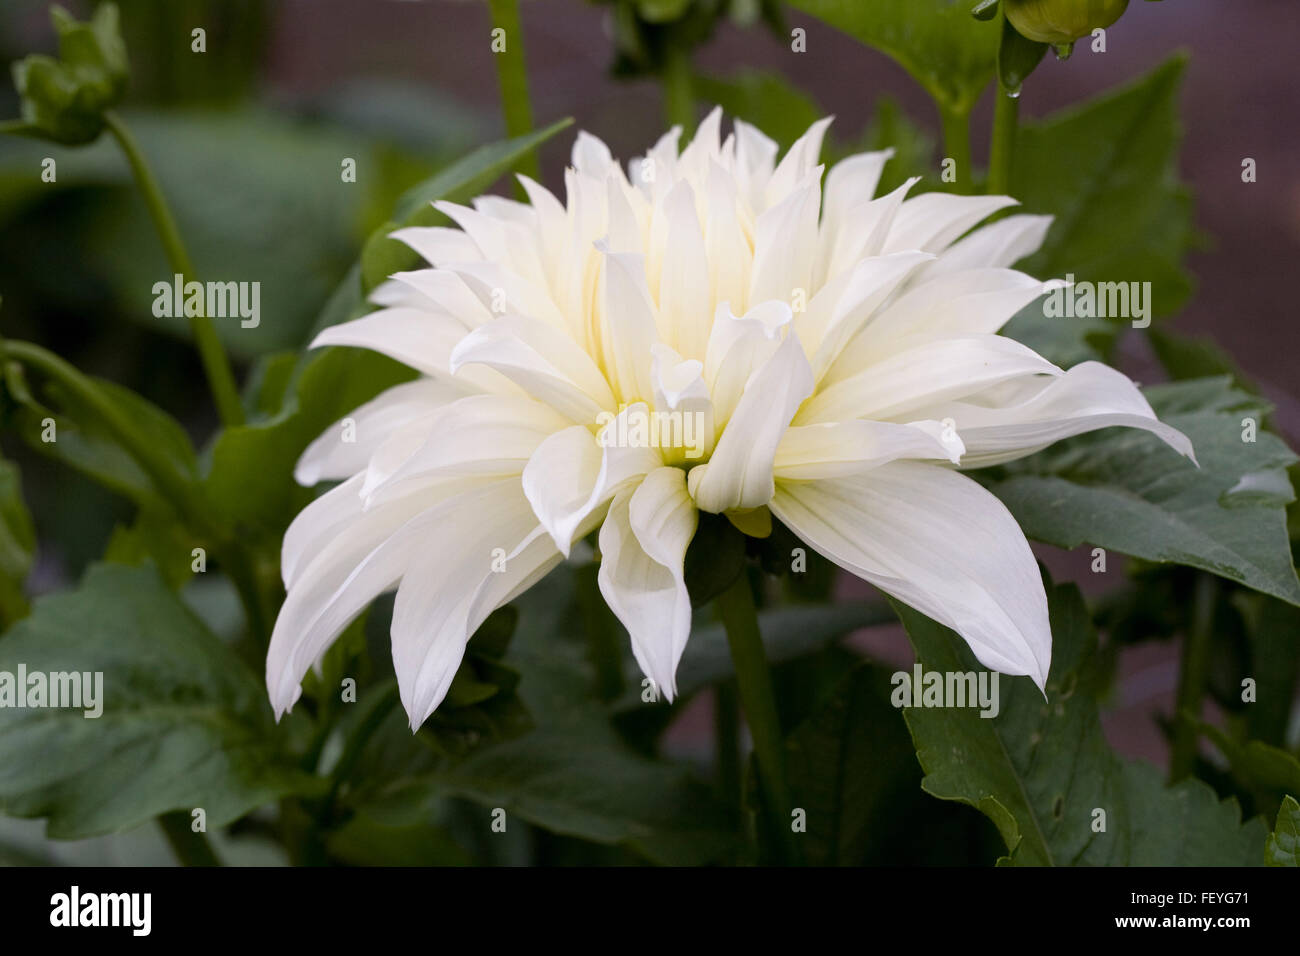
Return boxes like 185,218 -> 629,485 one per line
406,726 -> 735,865
787,0 -> 999,113
896,581 -> 1267,865
102,505 -> 194,589
6,371 -> 197,509
1232,591 -> 1300,746
1194,719 -> 1300,816
1267,796 -> 1299,866
0,563 -> 317,839
1003,57 -> 1193,366
997,11 -> 1047,94
325,809 -> 472,866
989,378 -> 1300,605
784,663 -> 920,865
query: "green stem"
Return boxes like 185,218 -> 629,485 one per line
939,105 -> 972,194
158,812 -> 221,866
988,90 -> 1019,197
662,46 -> 696,136
715,572 -> 801,865
1170,574 -> 1217,782
103,111 -> 244,427
487,0 -> 538,188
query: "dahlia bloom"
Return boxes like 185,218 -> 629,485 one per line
267,109 -> 1190,728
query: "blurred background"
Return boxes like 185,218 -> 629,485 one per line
0,0 -> 1295,862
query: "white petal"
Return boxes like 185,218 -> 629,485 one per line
598,469 -> 698,701
838,269 -> 1067,368
770,464 -> 1050,688
801,334 -> 1060,425
522,407 -> 662,555
915,360 -> 1196,469
657,180 -> 712,360
773,419 -> 964,480
924,213 -> 1054,276
597,246 -> 659,404
267,479 -> 512,715
689,329 -> 814,513
882,193 -> 1019,255
391,486 -> 561,728
572,130 -> 614,178
749,172 -> 822,307
391,225 -> 482,266
450,314 -> 616,423
311,307 -> 467,379
765,116 -> 833,208
295,379 -> 470,486
704,300 -> 790,426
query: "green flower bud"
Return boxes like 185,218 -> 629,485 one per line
9,3 -> 129,145
1004,0 -> 1129,47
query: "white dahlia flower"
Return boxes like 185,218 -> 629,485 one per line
267,108 -> 1191,728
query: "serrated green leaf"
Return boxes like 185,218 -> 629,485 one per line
989,377 -> 1300,605
0,563 -> 316,839
895,581 -> 1267,865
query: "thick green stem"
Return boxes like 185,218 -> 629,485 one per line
158,811 -> 221,866
662,46 -> 696,136
1170,574 -> 1217,782
715,573 -> 801,864
487,0 -> 539,188
988,90 -> 1020,196
103,111 -> 244,427
939,106 -> 972,194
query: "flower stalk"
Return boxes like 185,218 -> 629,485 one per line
939,105 -> 972,193
988,89 -> 1020,196
487,0 -> 539,188
715,571 -> 801,864
103,111 -> 244,427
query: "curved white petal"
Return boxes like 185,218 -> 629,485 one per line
522,406 -> 662,555
883,193 -> 1019,255
801,334 -> 1061,425
268,479 -> 513,716
771,463 -> 1050,688
704,300 -> 791,426
773,419 -> 964,480
295,379 -> 470,486
914,360 -> 1196,469
924,213 -> 1054,276
597,468 -> 698,701
689,329 -> 814,513
450,314 -> 616,423
392,487 -> 562,728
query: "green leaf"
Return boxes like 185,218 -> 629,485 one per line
202,347 -> 415,541
1003,57 -> 1193,366
1194,719 -> 1300,813
1266,796 -> 1299,866
404,725 -> 735,865
784,663 -> 921,865
0,563 -> 316,839
989,377 -> 1300,605
896,580 -> 1267,865
787,0 -> 999,113
5,371 -> 198,510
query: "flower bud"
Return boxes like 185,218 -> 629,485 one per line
9,3 -> 129,145
1004,0 -> 1129,47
